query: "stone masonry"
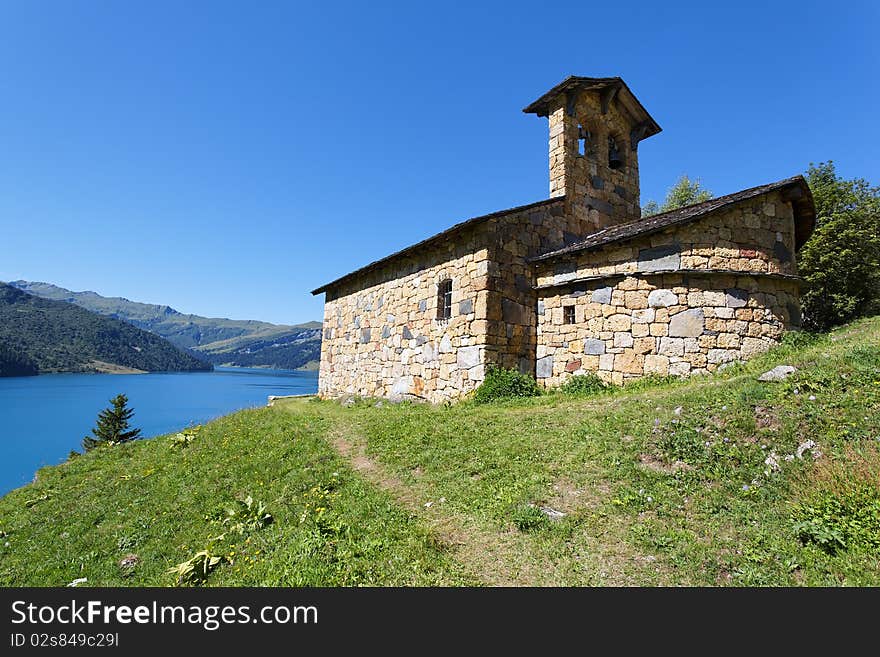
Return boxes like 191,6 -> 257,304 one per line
312,76 -> 816,402
546,84 -> 649,225
317,199 -> 572,402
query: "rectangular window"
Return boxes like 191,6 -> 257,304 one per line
437,279 -> 452,320
563,305 -> 576,324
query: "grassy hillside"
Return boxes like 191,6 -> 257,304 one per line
0,283 -> 211,375
1,317 -> 878,586
8,280 -> 321,370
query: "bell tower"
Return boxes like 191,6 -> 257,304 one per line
523,77 -> 661,232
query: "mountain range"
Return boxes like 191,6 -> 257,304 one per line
7,280 -> 322,371
0,282 -> 211,376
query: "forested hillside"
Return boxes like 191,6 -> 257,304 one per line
9,280 -> 321,370
0,343 -> 38,377
197,328 -> 322,370
0,283 -> 212,375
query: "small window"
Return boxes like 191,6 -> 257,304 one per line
577,123 -> 588,156
437,279 -> 452,320
563,305 -> 576,324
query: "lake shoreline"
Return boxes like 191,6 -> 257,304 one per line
0,363 -> 320,379
0,367 -> 319,494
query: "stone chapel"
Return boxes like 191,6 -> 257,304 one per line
311,76 -> 816,402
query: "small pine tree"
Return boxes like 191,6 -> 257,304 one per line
82,393 -> 142,452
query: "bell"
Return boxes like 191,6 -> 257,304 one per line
608,150 -> 623,170
608,138 -> 623,170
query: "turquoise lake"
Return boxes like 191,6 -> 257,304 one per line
0,367 -> 318,495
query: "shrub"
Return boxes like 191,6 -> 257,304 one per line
472,367 -> 540,403
799,162 -> 880,331
559,373 -> 607,396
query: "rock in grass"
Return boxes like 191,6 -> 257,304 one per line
757,365 -> 797,382
539,506 -> 566,520
119,554 -> 140,572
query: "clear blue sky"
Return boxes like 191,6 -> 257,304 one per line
0,1 -> 876,325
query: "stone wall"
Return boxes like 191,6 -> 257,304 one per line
317,192 -> 611,401
484,199 -> 592,373
536,273 -> 799,386
318,223 -> 493,404
317,194 -> 586,400
535,191 -> 802,386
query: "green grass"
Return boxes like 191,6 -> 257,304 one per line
2,317 -> 879,586
0,410 -> 471,586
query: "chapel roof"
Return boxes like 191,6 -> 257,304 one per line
531,175 -> 816,263
522,76 -> 662,141
310,197 -> 562,295
311,176 -> 815,295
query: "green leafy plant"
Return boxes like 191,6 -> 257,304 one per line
792,516 -> 847,553
791,443 -> 880,554
298,476 -> 346,538
511,504 -> 550,532
793,485 -> 880,554
170,425 -> 201,449
221,495 -> 273,534
781,369 -> 836,396
656,422 -> 708,465
559,373 -> 607,396
792,482 -> 880,554
472,367 -> 540,403
168,537 -> 229,586
115,533 -> 141,552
